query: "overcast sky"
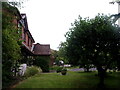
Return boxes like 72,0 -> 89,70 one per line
18,0 -> 118,50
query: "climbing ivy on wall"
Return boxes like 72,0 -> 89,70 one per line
2,2 -> 22,88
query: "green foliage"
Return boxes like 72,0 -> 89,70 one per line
65,14 -> 120,68
51,49 -> 59,63
61,68 -> 67,75
65,14 -> 120,85
57,42 -> 69,64
2,2 -> 22,87
8,0 -> 29,9
24,66 -> 41,77
110,13 -> 120,24
56,67 -> 63,73
50,65 -> 60,70
61,68 -> 67,71
79,58 -> 92,72
34,56 -> 50,72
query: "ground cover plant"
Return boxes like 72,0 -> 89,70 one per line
24,66 -> 42,78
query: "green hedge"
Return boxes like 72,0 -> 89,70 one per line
34,56 -> 50,72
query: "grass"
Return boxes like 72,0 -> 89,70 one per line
14,71 -> 120,89
105,72 -> 120,88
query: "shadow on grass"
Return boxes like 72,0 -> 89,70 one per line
74,71 -> 120,89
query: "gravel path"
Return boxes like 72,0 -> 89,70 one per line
69,68 -> 97,71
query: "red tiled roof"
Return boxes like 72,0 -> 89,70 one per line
33,43 -> 51,55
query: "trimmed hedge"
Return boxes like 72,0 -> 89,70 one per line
34,56 -> 50,72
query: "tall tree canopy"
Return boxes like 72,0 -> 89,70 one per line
65,14 -> 120,85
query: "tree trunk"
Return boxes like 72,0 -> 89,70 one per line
84,68 -> 89,72
97,67 -> 106,88
86,67 -> 89,72
117,64 -> 120,71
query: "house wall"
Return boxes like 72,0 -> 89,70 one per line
22,27 -> 24,40
28,37 -> 32,50
26,33 -> 28,46
29,39 -> 33,49
22,30 -> 34,51
22,32 -> 29,49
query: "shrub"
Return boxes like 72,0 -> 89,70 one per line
56,67 -> 63,73
34,56 -> 50,72
24,66 -> 41,77
61,68 -> 67,71
61,68 -> 67,75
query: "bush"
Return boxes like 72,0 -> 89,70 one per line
61,68 -> 67,75
24,66 -> 41,77
61,68 -> 67,71
56,67 -> 63,73
34,56 -> 50,72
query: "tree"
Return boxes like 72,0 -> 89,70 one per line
57,42 -> 69,64
109,13 -> 120,24
8,0 -> 29,9
109,0 -> 120,4
109,0 -> 120,71
65,14 -> 120,87
109,0 -> 120,24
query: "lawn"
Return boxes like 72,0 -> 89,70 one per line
15,71 -> 120,89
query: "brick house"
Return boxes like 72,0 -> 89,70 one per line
33,43 -> 54,66
20,14 -> 51,54
33,43 -> 51,56
3,3 -> 53,66
20,14 -> 35,56
19,14 -> 52,65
